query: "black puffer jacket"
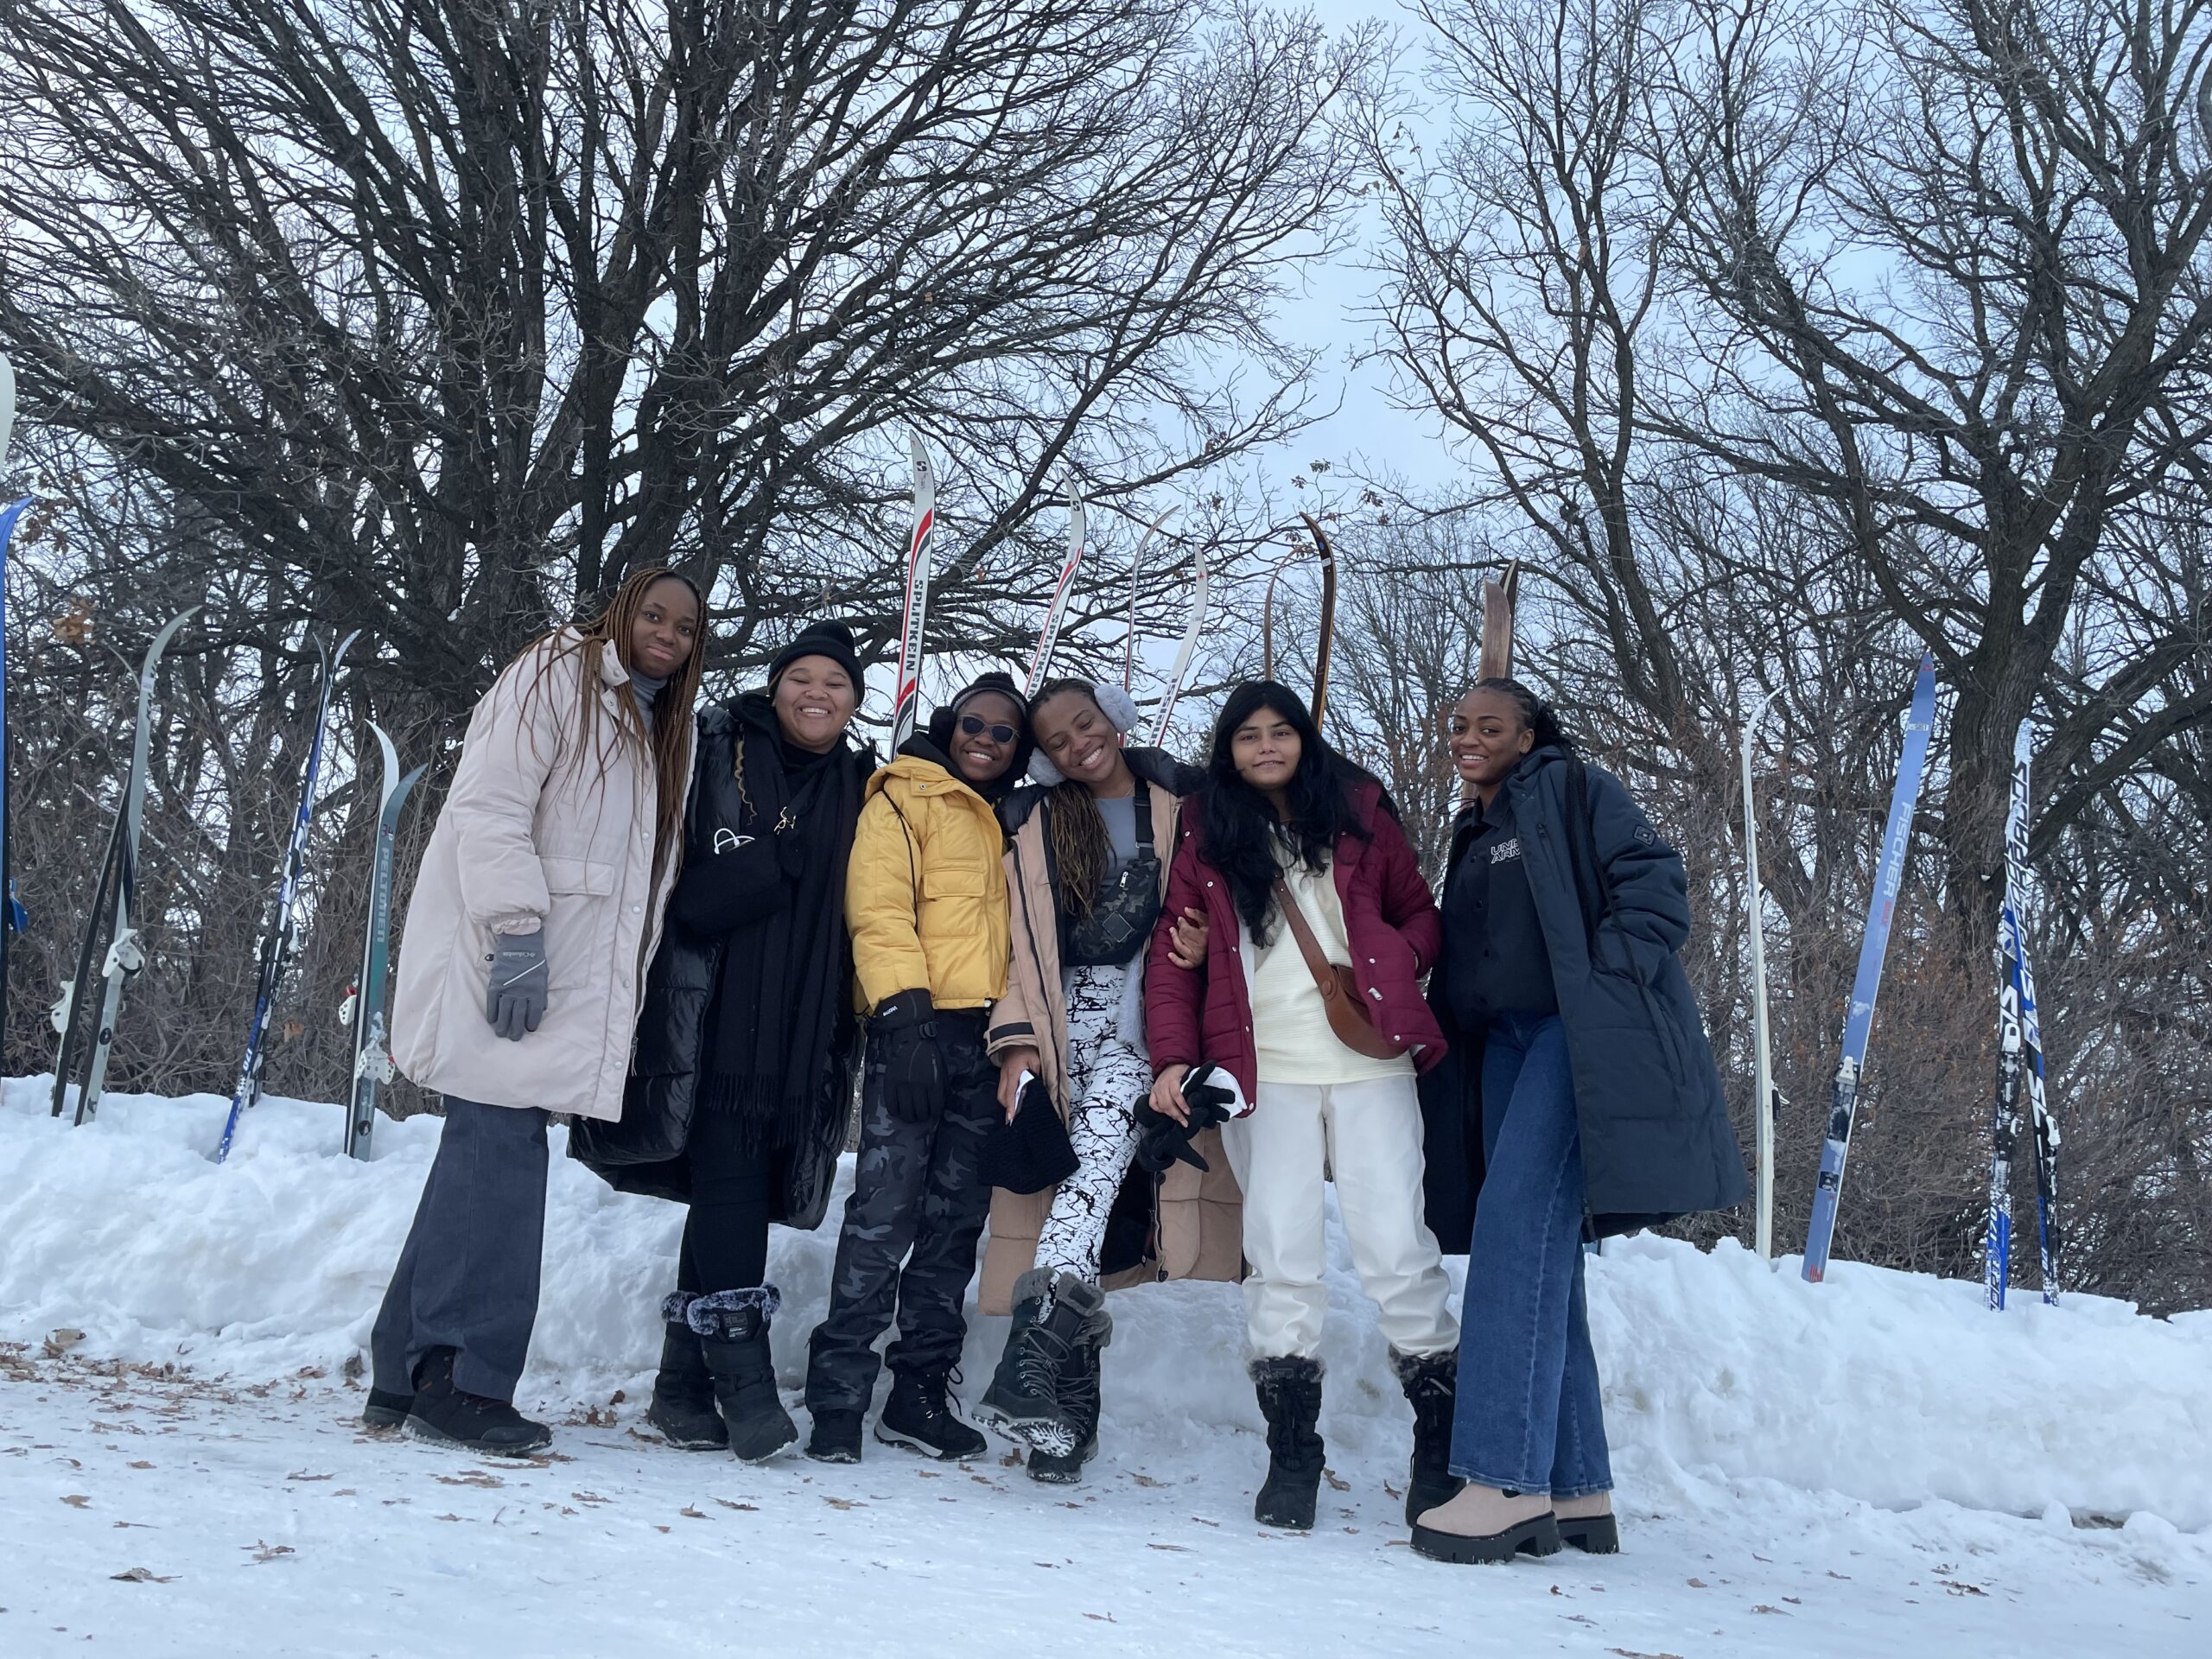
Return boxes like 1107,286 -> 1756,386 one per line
569,696 -> 870,1225
1419,746 -> 1748,1247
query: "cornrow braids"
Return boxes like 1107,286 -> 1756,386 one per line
1031,677 -> 1115,919
1471,677 -> 1574,757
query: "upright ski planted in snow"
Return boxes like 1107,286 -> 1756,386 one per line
0,487 -> 29,1042
1742,686 -> 1784,1262
2004,720 -> 2062,1303
70,607 -> 201,1125
1150,542 -> 1210,747
1122,506 -> 1176,692
1024,480 -> 1085,696
1303,514 -> 1338,731
1,353 -> 22,1042
1984,721 -> 2031,1307
1478,561 -> 1521,683
216,629 -> 361,1163
889,435 -> 937,753
0,350 -> 16,478
345,723 -> 427,1160
48,804 -> 124,1118
1261,515 -> 1338,724
1802,652 -> 1938,1282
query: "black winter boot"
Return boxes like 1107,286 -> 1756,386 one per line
1391,1348 -> 1463,1526
806,1408 -> 865,1464
361,1388 -> 411,1430
877,1369 -> 988,1461
1250,1355 -> 1325,1531
403,1348 -> 552,1454
647,1294 -> 728,1452
1027,1302 -> 1110,1484
688,1287 -> 798,1463
977,1268 -> 1103,1456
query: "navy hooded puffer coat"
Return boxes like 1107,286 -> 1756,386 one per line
1419,746 -> 1748,1247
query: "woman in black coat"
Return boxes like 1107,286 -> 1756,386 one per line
1410,680 -> 1746,1566
573,621 -> 873,1464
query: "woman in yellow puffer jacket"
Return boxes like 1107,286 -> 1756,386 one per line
799,671 -> 1032,1463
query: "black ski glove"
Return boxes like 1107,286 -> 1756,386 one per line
1132,1065 -> 1236,1174
485,927 -> 548,1041
870,989 -> 945,1126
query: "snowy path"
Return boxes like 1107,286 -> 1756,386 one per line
4,1349 -> 2201,1658
2,1084 -> 2207,1656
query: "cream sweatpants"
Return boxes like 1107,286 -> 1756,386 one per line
1222,1074 -> 1459,1360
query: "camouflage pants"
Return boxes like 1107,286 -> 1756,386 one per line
804,1008 -> 998,1414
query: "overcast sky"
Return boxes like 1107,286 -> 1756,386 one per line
1261,0 -> 1461,499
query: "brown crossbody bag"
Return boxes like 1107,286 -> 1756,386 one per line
1270,877 -> 1408,1062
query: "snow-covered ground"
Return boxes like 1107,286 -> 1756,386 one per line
2,1079 -> 2206,1657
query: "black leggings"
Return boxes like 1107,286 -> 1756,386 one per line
678,1109 -> 779,1295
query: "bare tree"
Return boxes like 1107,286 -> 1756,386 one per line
1656,0 -> 2212,908
0,0 -> 1374,711
0,0 -> 1380,1102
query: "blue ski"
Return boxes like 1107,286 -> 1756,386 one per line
216,628 -> 359,1162
1802,652 -> 1938,1282
0,491 -> 29,1039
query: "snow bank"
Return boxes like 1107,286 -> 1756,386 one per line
5,1078 -> 2209,1534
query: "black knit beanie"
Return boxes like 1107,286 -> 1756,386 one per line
926,670 -> 1033,795
768,620 -> 863,690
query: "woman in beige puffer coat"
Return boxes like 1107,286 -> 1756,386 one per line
365,568 -> 703,1456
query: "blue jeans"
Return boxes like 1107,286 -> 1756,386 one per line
1447,1012 -> 1611,1497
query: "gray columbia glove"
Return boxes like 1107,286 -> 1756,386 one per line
485,927 -> 549,1041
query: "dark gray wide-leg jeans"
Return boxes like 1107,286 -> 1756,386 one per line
370,1096 -> 550,1403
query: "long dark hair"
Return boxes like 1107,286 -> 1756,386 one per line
1470,677 -> 1574,756
1199,680 -> 1373,945
513,567 -> 705,875
1031,677 -> 1116,919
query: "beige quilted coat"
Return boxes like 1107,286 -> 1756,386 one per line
390,632 -> 685,1122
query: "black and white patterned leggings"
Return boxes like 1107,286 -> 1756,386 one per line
1034,962 -> 1151,1284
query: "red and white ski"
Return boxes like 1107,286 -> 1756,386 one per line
1149,540 -> 1210,747
890,435 -> 937,752
1122,506 -> 1176,691
1024,480 -> 1085,696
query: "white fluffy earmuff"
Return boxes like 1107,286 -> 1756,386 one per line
1027,680 -> 1141,785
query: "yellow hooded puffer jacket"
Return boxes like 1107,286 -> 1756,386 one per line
846,751 -> 1011,1014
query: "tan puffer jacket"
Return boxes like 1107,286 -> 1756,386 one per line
978,750 -> 1243,1315
389,632 -> 686,1122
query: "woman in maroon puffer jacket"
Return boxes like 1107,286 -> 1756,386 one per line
1142,681 -> 1458,1536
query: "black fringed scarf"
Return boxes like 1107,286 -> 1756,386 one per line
696,692 -> 866,1150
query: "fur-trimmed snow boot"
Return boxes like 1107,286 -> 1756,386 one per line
877,1369 -> 988,1462
1250,1355 -> 1325,1531
687,1287 -> 798,1463
403,1347 -> 552,1454
976,1268 -> 1103,1456
647,1294 -> 728,1452
1391,1348 -> 1462,1526
1027,1300 -> 1111,1484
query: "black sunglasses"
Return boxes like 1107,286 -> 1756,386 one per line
959,713 -> 1020,745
